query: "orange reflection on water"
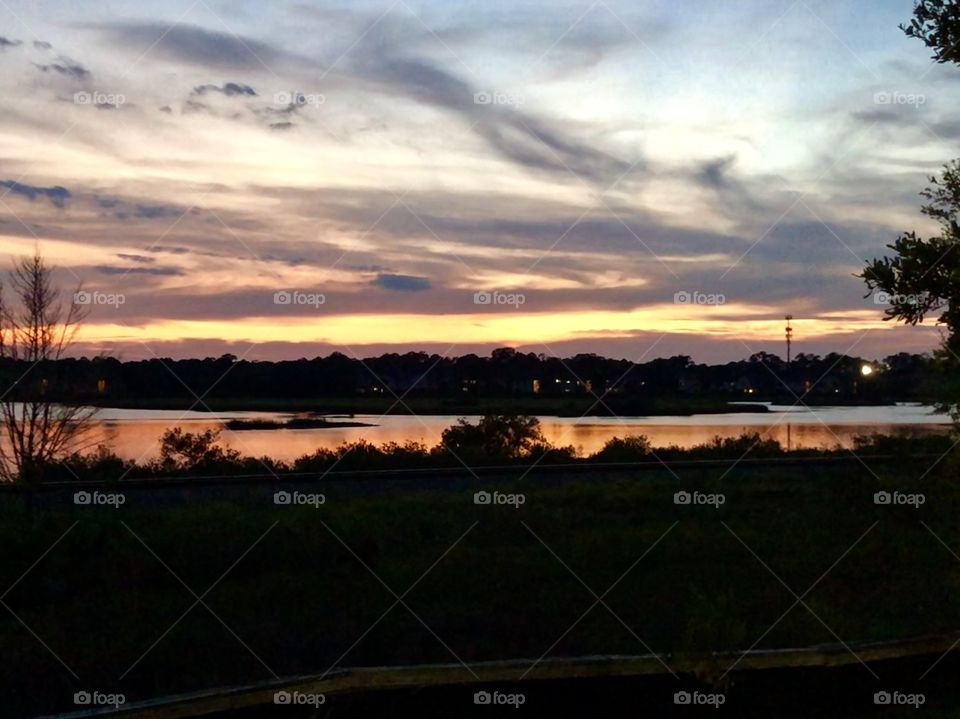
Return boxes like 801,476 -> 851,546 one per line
87,416 -> 951,463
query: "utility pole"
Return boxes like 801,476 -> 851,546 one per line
785,315 -> 793,364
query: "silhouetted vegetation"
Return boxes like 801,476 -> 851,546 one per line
861,3 -> 960,422
861,162 -> 960,420
902,0 -> 960,64
2,348 -> 940,417
31,415 -> 955,483
0,253 -> 94,485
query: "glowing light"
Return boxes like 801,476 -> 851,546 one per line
860,364 -> 874,377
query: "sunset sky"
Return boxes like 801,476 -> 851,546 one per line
0,0 -> 953,361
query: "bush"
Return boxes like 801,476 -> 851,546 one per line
853,430 -> 955,456
294,440 -> 431,472
440,414 -> 547,462
659,432 -> 783,460
44,445 -> 132,482
591,435 -> 652,462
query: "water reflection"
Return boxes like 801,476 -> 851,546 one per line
83,404 -> 952,462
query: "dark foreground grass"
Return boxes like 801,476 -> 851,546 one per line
213,653 -> 960,718
2,459 -> 959,716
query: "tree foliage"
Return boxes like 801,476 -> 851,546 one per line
902,0 -> 960,64
860,3 -> 960,418
157,427 -> 241,471
440,414 -> 548,462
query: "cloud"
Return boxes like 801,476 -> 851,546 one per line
90,22 -> 286,70
191,82 -> 257,97
698,155 -> 736,188
34,58 -> 90,80
116,253 -> 155,263
183,99 -> 210,114
33,40 -> 52,50
147,245 -> 191,255
373,273 -> 432,292
132,204 -> 182,219
95,265 -> 184,276
0,36 -> 22,49
269,121 -> 294,131
93,195 -> 187,220
0,180 -> 71,207
352,49 -> 636,184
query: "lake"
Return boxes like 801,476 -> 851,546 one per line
85,403 -> 952,462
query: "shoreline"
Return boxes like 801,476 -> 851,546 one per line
86,397 -> 802,416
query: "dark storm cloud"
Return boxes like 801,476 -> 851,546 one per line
90,22 -> 286,70
191,82 -> 258,97
373,273 -> 431,292
0,180 -> 70,207
0,37 -> 22,49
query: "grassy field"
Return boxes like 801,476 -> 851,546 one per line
208,654 -> 960,718
2,458 -> 958,716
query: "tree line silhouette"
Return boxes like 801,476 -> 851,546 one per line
2,347 -> 936,408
